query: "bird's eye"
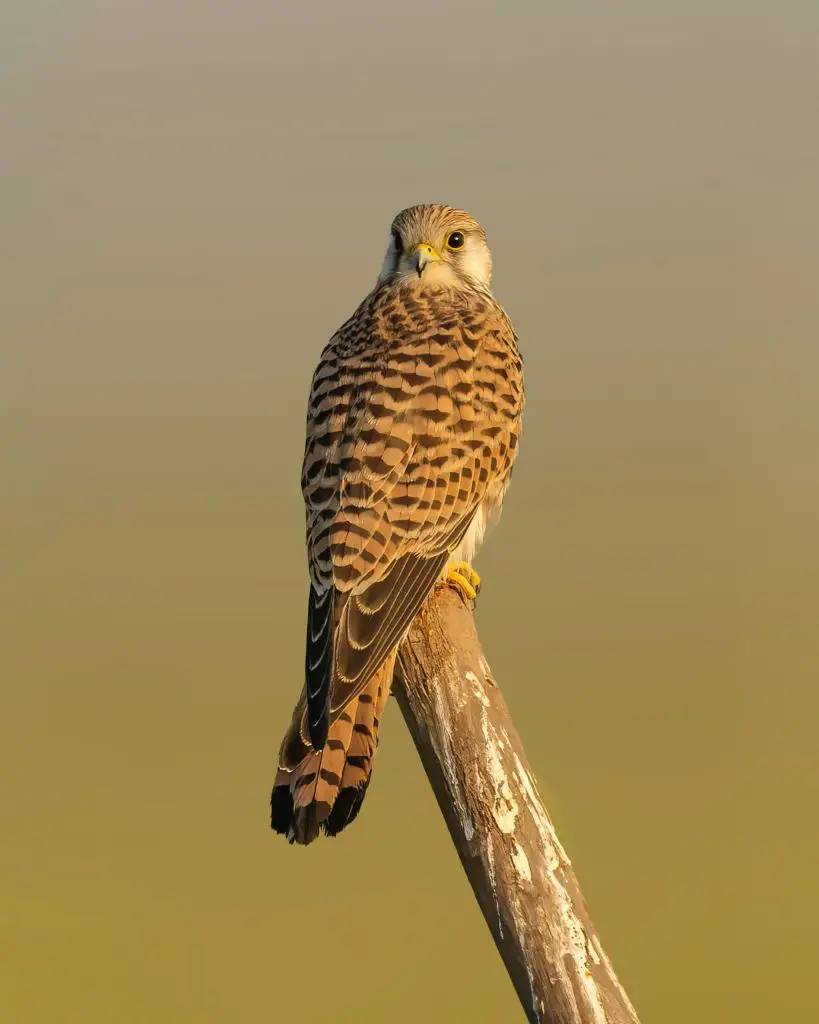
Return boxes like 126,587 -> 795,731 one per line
446,231 -> 465,250
391,230 -> 403,252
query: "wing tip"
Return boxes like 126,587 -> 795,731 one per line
308,715 -> 329,751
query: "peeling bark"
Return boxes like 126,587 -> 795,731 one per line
394,587 -> 640,1024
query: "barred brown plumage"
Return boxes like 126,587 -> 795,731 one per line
271,204 -> 524,845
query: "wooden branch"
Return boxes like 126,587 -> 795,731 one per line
393,586 -> 640,1024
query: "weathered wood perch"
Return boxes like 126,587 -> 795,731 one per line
393,586 -> 640,1024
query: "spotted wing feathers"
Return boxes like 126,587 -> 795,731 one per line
272,280 -> 523,843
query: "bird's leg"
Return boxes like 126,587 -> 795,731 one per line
444,561 -> 482,602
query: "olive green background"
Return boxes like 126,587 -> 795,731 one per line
2,2 -> 818,1021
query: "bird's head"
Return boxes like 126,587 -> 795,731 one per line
378,204 -> 493,291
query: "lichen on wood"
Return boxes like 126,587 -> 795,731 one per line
393,586 -> 640,1024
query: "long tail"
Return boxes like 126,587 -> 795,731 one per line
270,654 -> 395,845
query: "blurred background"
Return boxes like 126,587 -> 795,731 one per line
2,1 -> 818,1020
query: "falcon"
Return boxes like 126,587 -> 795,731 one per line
271,204 -> 524,844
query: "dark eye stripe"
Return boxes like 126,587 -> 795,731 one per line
391,230 -> 403,253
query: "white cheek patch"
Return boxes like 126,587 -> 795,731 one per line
419,261 -> 461,286
458,244 -> 492,286
377,238 -> 492,288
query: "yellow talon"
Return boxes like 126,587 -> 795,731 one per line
445,562 -> 481,602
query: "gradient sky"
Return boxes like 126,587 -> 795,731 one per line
2,2 -> 818,1021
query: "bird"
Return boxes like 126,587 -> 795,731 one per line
270,204 -> 524,844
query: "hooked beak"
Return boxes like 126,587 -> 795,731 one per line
410,242 -> 442,277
